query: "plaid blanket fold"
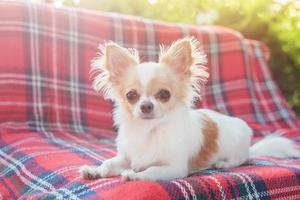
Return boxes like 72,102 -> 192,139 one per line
0,1 -> 300,199
1,131 -> 300,199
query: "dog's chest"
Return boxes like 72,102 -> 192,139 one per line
129,141 -> 161,171
122,127 -> 169,172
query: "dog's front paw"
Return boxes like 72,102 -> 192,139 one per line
79,164 -> 110,179
80,165 -> 100,179
121,169 -> 157,181
121,169 -> 140,181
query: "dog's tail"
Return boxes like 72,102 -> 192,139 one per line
250,135 -> 299,158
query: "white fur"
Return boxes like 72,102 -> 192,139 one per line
250,135 -> 299,158
136,62 -> 160,87
131,63 -> 165,119
80,38 -> 299,181
80,102 -> 298,181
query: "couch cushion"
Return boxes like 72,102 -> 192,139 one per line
0,1 -> 299,136
0,130 -> 300,199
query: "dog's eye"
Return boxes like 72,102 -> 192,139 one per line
126,90 -> 139,102
156,89 -> 171,102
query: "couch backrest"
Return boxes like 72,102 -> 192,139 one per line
0,1 -> 299,136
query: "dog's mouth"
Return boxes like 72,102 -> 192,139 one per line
140,114 -> 156,120
139,112 -> 164,120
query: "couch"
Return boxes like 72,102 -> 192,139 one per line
1,1 -> 300,199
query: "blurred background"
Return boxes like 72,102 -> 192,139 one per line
33,0 -> 300,116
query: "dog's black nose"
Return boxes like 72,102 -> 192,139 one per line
140,101 -> 154,114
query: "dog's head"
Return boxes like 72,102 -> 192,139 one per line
91,38 -> 209,120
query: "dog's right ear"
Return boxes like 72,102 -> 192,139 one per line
104,42 -> 139,82
91,42 -> 139,99
159,38 -> 193,76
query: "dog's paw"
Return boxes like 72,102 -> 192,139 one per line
121,169 -> 157,181
79,164 -> 110,179
121,169 -> 140,181
80,165 -> 100,179
214,160 -> 234,168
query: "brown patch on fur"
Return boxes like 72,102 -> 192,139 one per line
147,67 -> 190,108
188,114 -> 219,172
113,70 -> 142,118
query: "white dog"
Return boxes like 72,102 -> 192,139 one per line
80,38 -> 298,181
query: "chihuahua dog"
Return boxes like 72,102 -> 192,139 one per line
80,38 -> 298,181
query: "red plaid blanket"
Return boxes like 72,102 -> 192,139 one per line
0,1 -> 300,199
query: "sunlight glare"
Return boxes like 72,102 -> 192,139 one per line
148,0 -> 158,5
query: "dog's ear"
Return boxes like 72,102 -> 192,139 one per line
159,37 -> 209,101
104,42 -> 139,81
159,38 -> 193,76
91,42 -> 139,98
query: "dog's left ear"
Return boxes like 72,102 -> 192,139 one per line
91,42 -> 139,99
159,38 -> 193,76
104,42 -> 139,82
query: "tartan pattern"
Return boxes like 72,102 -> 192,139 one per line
0,1 -> 300,199
1,131 -> 300,199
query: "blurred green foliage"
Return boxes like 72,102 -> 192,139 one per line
64,0 -> 300,116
